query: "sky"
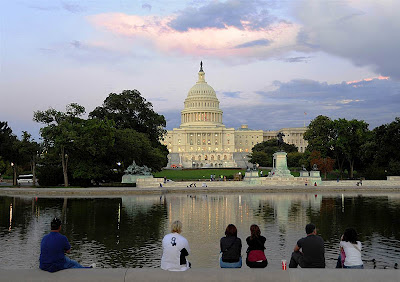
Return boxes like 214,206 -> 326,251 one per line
1,0 -> 399,141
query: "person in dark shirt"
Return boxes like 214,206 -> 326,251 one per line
39,218 -> 95,272
220,224 -> 242,268
246,224 -> 268,268
289,223 -> 325,268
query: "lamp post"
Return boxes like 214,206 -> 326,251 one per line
11,162 -> 16,186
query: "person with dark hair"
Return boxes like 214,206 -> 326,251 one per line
39,218 -> 95,272
336,228 -> 363,269
245,224 -> 268,268
289,223 -> 325,268
220,224 -> 242,268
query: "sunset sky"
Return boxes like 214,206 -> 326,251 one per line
1,0 -> 399,140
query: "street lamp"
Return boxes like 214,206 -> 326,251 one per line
11,162 -> 16,186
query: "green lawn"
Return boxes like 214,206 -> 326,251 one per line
152,168 -> 301,180
153,169 -> 248,180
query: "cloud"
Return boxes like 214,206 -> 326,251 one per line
279,56 -> 312,63
248,76 -> 400,129
142,3 -> 152,11
87,13 -> 300,58
294,0 -> 400,79
62,2 -> 85,13
221,91 -> 241,98
168,0 -> 277,31
235,39 -> 271,49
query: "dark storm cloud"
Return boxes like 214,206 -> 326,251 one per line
235,39 -> 271,49
168,0 -> 277,31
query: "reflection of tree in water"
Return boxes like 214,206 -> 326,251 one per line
0,197 -> 65,237
63,198 -> 167,267
309,196 -> 400,242
251,201 -> 275,223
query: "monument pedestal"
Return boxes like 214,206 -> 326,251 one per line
310,171 -> 320,178
243,170 -> 261,184
300,171 -> 309,177
270,151 -> 294,178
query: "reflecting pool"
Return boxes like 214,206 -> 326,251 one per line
1,193 -> 399,269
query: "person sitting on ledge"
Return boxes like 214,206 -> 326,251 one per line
161,220 -> 191,271
39,217 -> 95,272
289,223 -> 325,268
220,224 -> 242,268
336,228 -> 363,269
245,224 -> 268,268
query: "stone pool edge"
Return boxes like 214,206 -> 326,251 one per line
1,183 -> 400,197
0,268 -> 398,282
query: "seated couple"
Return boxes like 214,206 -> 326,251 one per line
220,224 -> 268,268
289,223 -> 363,269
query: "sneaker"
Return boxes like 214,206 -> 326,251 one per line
89,263 -> 96,268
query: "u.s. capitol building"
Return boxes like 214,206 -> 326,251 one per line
163,63 -> 308,168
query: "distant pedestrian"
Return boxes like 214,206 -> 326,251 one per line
39,218 -> 95,272
260,171 -> 263,177
164,177 -> 167,184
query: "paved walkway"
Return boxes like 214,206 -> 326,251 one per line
1,181 -> 400,197
0,269 -> 398,282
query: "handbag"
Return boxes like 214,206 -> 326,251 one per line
247,250 -> 266,262
340,248 -> 346,267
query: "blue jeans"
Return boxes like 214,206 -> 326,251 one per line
63,256 -> 88,269
344,264 -> 364,269
220,257 -> 242,268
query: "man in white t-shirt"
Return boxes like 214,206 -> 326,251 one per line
161,220 -> 191,271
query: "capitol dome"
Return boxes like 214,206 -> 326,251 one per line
180,62 -> 224,128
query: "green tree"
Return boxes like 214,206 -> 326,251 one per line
304,115 -> 333,157
89,90 -> 166,145
89,90 -> 168,171
249,139 -> 298,167
332,118 -> 369,178
17,132 -> 41,185
362,117 -> 400,178
68,118 -> 116,186
34,103 -> 86,187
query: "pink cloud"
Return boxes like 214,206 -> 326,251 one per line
87,13 -> 300,58
346,75 -> 389,85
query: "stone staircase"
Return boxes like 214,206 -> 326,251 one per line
233,152 -> 251,168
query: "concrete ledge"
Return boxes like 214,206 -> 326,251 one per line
0,269 -> 398,282
1,184 -> 400,197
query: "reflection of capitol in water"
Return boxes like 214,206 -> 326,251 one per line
164,194 -> 322,232
160,193 -> 323,267
1,193 -> 399,269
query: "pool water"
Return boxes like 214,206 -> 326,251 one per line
1,193 -> 399,269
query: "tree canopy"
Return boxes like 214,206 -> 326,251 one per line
249,139 -> 298,167
89,90 -> 166,145
33,90 -> 169,186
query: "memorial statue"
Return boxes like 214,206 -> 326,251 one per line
124,161 -> 152,175
277,132 -> 285,150
312,163 -> 318,171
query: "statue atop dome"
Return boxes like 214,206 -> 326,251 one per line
200,61 -> 203,72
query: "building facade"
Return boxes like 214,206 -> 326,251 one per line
163,64 -> 308,168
